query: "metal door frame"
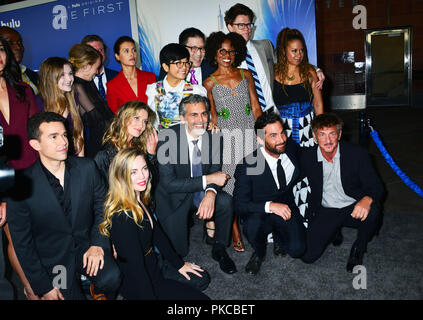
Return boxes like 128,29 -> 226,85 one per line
365,26 -> 412,107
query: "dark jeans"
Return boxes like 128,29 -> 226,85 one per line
301,202 -> 381,264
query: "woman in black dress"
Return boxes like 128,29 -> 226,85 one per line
99,148 -> 209,300
68,43 -> 114,158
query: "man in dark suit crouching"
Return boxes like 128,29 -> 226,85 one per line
300,113 -> 384,272
6,112 -> 121,299
233,112 -> 306,275
156,94 -> 236,277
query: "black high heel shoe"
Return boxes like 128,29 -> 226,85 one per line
203,224 -> 215,245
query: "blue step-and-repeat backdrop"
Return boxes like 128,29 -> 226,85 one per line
0,0 -> 316,76
0,0 -> 133,72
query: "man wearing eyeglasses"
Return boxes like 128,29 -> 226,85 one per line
158,28 -> 216,86
224,3 -> 325,113
147,43 -> 207,130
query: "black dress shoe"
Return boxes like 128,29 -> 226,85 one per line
332,230 -> 344,246
273,242 -> 287,257
346,243 -> 364,273
245,252 -> 263,275
212,248 -> 237,274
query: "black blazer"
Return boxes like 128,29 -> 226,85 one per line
233,139 -> 301,218
300,141 -> 384,219
110,209 -> 184,299
24,67 -> 39,88
6,157 -> 109,296
94,141 -> 159,192
158,60 -> 216,83
104,67 -> 119,82
155,124 -> 223,223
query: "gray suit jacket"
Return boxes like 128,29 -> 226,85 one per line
249,39 -> 276,92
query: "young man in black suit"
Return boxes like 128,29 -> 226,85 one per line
233,112 -> 306,275
6,112 -> 121,299
155,94 -> 236,275
300,113 -> 384,272
158,28 -> 216,85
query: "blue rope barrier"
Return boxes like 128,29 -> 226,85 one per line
369,129 -> 423,198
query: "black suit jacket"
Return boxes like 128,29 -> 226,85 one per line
24,68 -> 39,88
300,141 -> 384,219
158,60 -> 216,83
233,139 -> 301,218
6,157 -> 109,296
155,124 -> 223,227
104,67 -> 119,82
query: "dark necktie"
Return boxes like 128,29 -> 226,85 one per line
96,73 -> 107,102
245,50 -> 266,111
277,159 -> 286,191
192,140 -> 204,207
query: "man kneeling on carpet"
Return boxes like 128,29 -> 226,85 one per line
300,113 -> 384,272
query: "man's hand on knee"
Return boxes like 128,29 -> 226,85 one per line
351,196 -> 373,221
269,202 -> 291,221
197,191 -> 216,220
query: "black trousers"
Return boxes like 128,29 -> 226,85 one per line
0,229 -> 13,300
241,209 -> 306,259
301,201 -> 381,264
61,246 -> 121,300
164,191 -> 233,257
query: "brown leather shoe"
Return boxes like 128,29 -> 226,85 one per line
89,284 -> 107,300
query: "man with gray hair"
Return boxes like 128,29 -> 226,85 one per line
155,94 -> 237,276
300,113 -> 384,272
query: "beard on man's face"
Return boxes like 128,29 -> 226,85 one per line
265,139 -> 287,156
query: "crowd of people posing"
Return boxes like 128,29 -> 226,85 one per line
0,3 -> 383,300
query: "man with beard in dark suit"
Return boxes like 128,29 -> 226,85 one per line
233,112 -> 306,275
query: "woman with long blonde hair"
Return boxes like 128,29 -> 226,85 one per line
94,100 -> 158,188
68,43 -> 114,158
99,148 -> 208,300
39,57 -> 84,156
273,27 -> 323,147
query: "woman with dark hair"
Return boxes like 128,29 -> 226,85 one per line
99,148 -> 209,300
0,36 -> 39,300
273,27 -> 323,147
203,31 -> 262,253
0,36 -> 39,169
146,43 -> 207,130
68,43 -> 114,158
106,36 -> 156,114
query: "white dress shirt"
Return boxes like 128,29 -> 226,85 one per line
318,144 -> 356,209
93,71 -> 108,93
259,147 -> 295,213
